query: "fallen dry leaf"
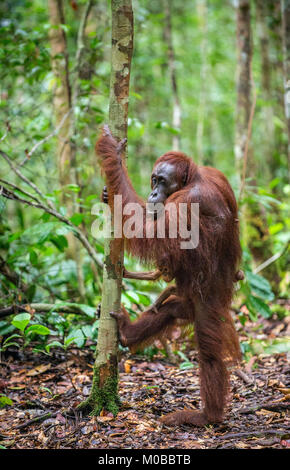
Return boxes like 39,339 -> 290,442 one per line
256,409 -> 281,417
26,364 -> 51,376
124,360 -> 132,373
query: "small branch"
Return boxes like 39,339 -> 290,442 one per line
19,110 -> 72,167
254,242 -> 289,274
0,178 -> 40,203
234,368 -> 253,384
0,150 -> 54,209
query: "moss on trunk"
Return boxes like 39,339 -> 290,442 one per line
77,355 -> 120,416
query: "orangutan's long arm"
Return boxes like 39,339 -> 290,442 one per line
96,125 -> 144,209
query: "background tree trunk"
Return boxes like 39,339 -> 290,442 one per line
48,0 -> 97,301
281,0 -> 290,173
77,0 -> 134,416
235,0 -> 252,183
196,0 -> 208,164
48,0 -> 72,191
256,0 -> 274,178
163,0 -> 181,151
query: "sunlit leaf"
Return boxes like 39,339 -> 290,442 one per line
11,313 -> 31,332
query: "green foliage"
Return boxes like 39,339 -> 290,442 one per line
241,337 -> 290,359
0,395 -> 13,408
177,351 -> 195,370
238,256 -> 275,322
11,313 -> 31,332
0,0 -> 289,360
7,312 -> 51,349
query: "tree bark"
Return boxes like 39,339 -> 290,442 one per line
196,0 -> 208,164
163,0 -> 181,151
77,0 -> 134,417
48,0 -> 72,190
48,0 -> 96,301
235,0 -> 252,180
256,0 -> 274,177
281,0 -> 290,171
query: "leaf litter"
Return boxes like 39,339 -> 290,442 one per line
0,316 -> 289,449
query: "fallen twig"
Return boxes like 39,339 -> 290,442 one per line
234,369 -> 253,384
219,429 -> 290,440
15,411 -> 56,430
239,402 -> 290,414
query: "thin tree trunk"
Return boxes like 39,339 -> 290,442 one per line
235,1 -> 279,283
163,0 -> 181,151
235,0 -> 252,183
69,0 -> 96,301
256,0 -> 274,177
281,0 -> 290,173
48,0 -> 72,190
77,0 -> 134,416
196,0 -> 208,164
48,0 -> 96,301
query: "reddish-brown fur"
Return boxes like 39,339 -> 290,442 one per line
96,128 -> 242,426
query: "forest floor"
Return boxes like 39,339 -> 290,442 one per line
0,314 -> 289,450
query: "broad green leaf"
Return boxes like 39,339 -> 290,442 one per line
245,301 -> 258,322
247,295 -> 272,319
50,235 -> 68,252
135,291 -> 151,307
20,222 -> 55,244
85,194 -> 100,203
264,339 -> 290,354
25,324 -> 50,336
66,329 -> 85,348
76,304 -> 96,318
179,361 -> 194,370
40,212 -> 50,222
70,213 -> 84,226
2,342 -> 20,349
246,272 -> 275,301
20,222 -> 71,245
123,290 -> 140,304
45,341 -> 64,352
177,351 -> 188,361
64,336 -> 77,347
81,325 -> 93,338
29,249 -> 38,265
11,313 -> 31,332
268,223 -> 284,235
66,184 -> 81,193
0,322 -> 16,336
3,334 -> 22,346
